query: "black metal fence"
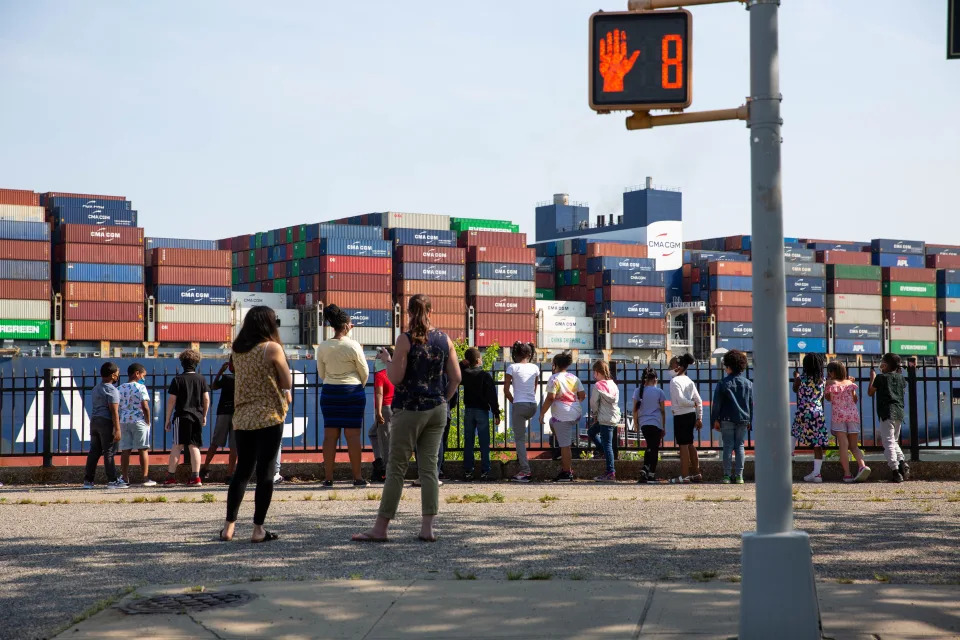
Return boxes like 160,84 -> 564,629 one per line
2,358 -> 958,464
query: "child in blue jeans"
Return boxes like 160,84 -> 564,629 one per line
711,350 -> 753,484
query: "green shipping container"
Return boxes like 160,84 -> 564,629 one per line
292,260 -> 300,277
882,282 -> 936,297
232,270 -> 239,286
248,266 -> 256,282
0,319 -> 50,340
826,264 -> 881,281
286,227 -> 294,244
891,340 -> 936,356
293,242 -> 307,260
535,288 -> 555,300
273,278 -> 287,294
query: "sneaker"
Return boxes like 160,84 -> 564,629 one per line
479,472 -> 491,482
593,472 -> 616,483
890,470 -> 904,483
322,480 -> 333,488
163,477 -> 177,486
199,468 -> 209,481
854,466 -> 871,483
512,473 -> 532,483
107,480 -> 129,489
554,471 -> 574,483
187,477 -> 203,487
273,474 -> 284,484
803,471 -> 823,484
899,461 -> 910,481
721,476 -> 732,485
81,481 -> 96,490
464,470 -> 475,481
636,470 -> 648,484
142,479 -> 157,487
551,452 -> 562,461
686,474 -> 703,484
842,475 -> 855,483
116,475 -> 128,485
733,476 -> 745,485
353,479 -> 369,488
668,476 -> 689,485
438,471 -> 447,481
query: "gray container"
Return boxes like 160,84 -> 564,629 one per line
468,279 -> 536,298
827,294 -> 882,311
0,299 -> 49,320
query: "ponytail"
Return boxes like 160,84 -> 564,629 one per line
407,294 -> 432,345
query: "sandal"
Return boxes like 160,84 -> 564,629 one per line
251,530 -> 279,544
352,531 -> 390,543
417,534 -> 437,543
218,528 -> 233,542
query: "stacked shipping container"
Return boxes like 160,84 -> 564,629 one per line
826,264 -> 883,356
465,230 -> 536,347
148,246 -> 232,343
537,300 -> 594,351
393,226 -> 465,342
0,189 -> 51,340
940,269 -> 960,356
883,266 -> 937,357
590,243 -> 664,350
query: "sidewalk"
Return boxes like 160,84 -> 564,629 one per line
56,580 -> 960,639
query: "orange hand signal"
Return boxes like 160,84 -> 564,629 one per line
599,29 -> 640,93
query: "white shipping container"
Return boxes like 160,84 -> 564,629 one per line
278,326 -> 299,345
830,308 -> 883,325
538,332 -> 594,350
0,299 -> 49,320
536,300 -> 587,317
236,307 -> 298,329
939,298 -> 960,313
231,291 -> 287,309
383,212 -> 451,230
0,204 -> 45,222
468,279 -> 536,298
827,294 -> 882,311
890,325 -> 937,341
541,315 -> 594,334
156,303 -> 231,324
321,326 -> 393,346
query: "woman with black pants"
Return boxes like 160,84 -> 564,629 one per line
221,306 -> 291,543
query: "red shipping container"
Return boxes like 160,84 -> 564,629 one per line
151,266 -> 230,287
0,279 -> 50,300
62,282 -> 144,303
475,329 -> 535,348
468,296 -> 535,315
0,240 -> 50,261
394,280 -> 465,297
927,254 -> 960,269
885,311 -> 937,327
65,321 -> 143,341
398,294 -> 466,315
317,256 -> 392,275
555,285 -> 589,301
156,323 -> 231,343
881,267 -> 936,283
272,262 -> 287,279
401,312 -> 465,330
724,235 -> 748,251
63,301 -> 143,322
316,290 -> 393,310
474,312 -> 535,331
394,245 -> 466,265
55,243 -> 143,265
55,224 -> 144,246
787,307 -> 826,323
536,273 -> 555,288
708,261 -> 753,276
586,242 -> 648,259
828,280 -> 882,295
691,267 -> 701,282
466,246 -> 536,264
606,317 -> 667,334
883,297 -> 936,312
256,248 -> 268,265
459,231 -> 527,249
320,273 -> 392,292
816,250 -> 871,265
43,191 -> 126,201
946,327 -> 960,341
0,188 -> 40,206
600,285 -> 665,302
715,306 -> 753,322
710,291 -> 752,306
151,248 -> 231,269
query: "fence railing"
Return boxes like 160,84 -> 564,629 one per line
1,360 -> 958,464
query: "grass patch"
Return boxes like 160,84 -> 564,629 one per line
447,493 -> 495,504
302,494 -> 314,501
201,493 -> 216,503
64,586 -> 135,629
570,573 -> 585,581
946,497 -> 960,503
837,578 -> 854,584
726,576 -> 742,584
684,494 -> 697,502
151,496 -> 167,503
491,492 -> 505,503
349,573 -> 362,580
795,501 -> 815,510
866,497 -> 890,503
691,571 -> 718,583
923,504 -> 934,512
454,570 -> 477,580
176,497 -> 194,503
16,498 -> 35,505
527,571 -> 553,581
538,494 -> 559,504
506,571 -> 524,581
132,496 -> 148,504
894,489 -> 905,494
365,492 -> 381,501
187,585 -> 205,593
0,498 -> 6,503
327,492 -> 342,501
874,573 -> 891,583
701,496 -> 743,503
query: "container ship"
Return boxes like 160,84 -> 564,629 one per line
1,181 -> 957,364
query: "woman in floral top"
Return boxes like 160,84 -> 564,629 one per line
792,353 -> 828,483
825,360 -> 871,483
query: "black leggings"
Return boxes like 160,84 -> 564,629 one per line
641,425 -> 662,473
226,424 -> 283,526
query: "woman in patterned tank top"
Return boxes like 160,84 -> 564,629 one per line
221,306 -> 291,544
353,294 -> 461,543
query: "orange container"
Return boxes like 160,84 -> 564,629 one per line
787,307 -> 826,323
62,282 -> 144,303
881,267 -> 935,284
394,279 -> 465,297
709,291 -> 752,307
398,294 -> 466,315
708,261 -> 753,276
316,290 -> 393,310
601,285 -> 665,302
585,242 -> 648,258
151,248 -> 231,269
714,306 -> 753,322
150,266 -> 230,287
0,240 -> 50,261
65,321 -> 144,341
883,297 -> 936,312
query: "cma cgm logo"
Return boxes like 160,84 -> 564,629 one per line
849,326 -> 870,336
627,304 -> 651,313
414,232 -> 439,242
423,251 -> 448,260
350,313 -> 371,323
82,200 -> 106,211
89,228 -> 121,242
180,288 -> 210,299
792,296 -> 814,306
732,324 -> 749,334
86,212 -> 112,222
495,299 -> 519,309
617,259 -> 645,268
347,243 -> 373,251
648,233 -> 681,256
494,267 -> 519,276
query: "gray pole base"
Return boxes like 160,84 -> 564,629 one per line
740,530 -> 821,639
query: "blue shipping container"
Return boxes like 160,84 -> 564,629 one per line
388,228 -> 458,247
717,337 -> 753,352
783,247 -> 816,263
784,262 -> 826,278
786,292 -> 826,307
708,275 -> 752,292
786,277 -> 826,293
872,253 -> 925,268
717,322 -> 753,338
317,238 -> 391,258
153,285 -> 231,305
0,221 -> 51,241
927,246 -> 960,256
787,323 -> 826,338
0,260 -> 50,280
946,342 -> 960,357
685,250 -> 750,263
807,242 -> 870,252
398,263 -> 465,282
59,263 -> 142,283
938,283 -> 960,298
467,263 -> 535,281
52,206 -> 138,227
48,196 -> 131,211
587,257 -> 657,273
787,337 -> 827,353
834,339 -> 884,355
146,238 -> 218,251
601,270 -> 666,287
323,309 -> 392,327
833,323 -> 882,340
535,257 -> 554,273
941,313 -> 960,326
938,270 -> 960,285
610,333 -> 666,349
600,302 -> 665,318
871,239 -> 925,255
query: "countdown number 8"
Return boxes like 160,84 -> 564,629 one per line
661,34 -> 683,89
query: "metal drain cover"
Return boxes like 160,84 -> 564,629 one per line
118,590 -> 256,615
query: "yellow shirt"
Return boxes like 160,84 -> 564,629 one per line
316,336 -> 369,386
233,343 -> 288,430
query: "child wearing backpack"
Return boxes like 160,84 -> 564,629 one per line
539,352 -> 585,483
589,360 -> 621,483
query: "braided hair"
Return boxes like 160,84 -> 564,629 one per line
801,352 -> 825,383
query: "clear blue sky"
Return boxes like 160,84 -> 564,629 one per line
0,0 -> 956,244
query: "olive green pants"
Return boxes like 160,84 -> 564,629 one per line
378,404 -> 447,519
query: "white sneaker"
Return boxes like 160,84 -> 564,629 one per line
803,471 -> 822,483
81,481 -> 95,490
273,474 -> 284,484
107,480 -> 129,489
142,479 -> 157,487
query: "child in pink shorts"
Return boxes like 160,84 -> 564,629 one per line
825,361 -> 870,483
